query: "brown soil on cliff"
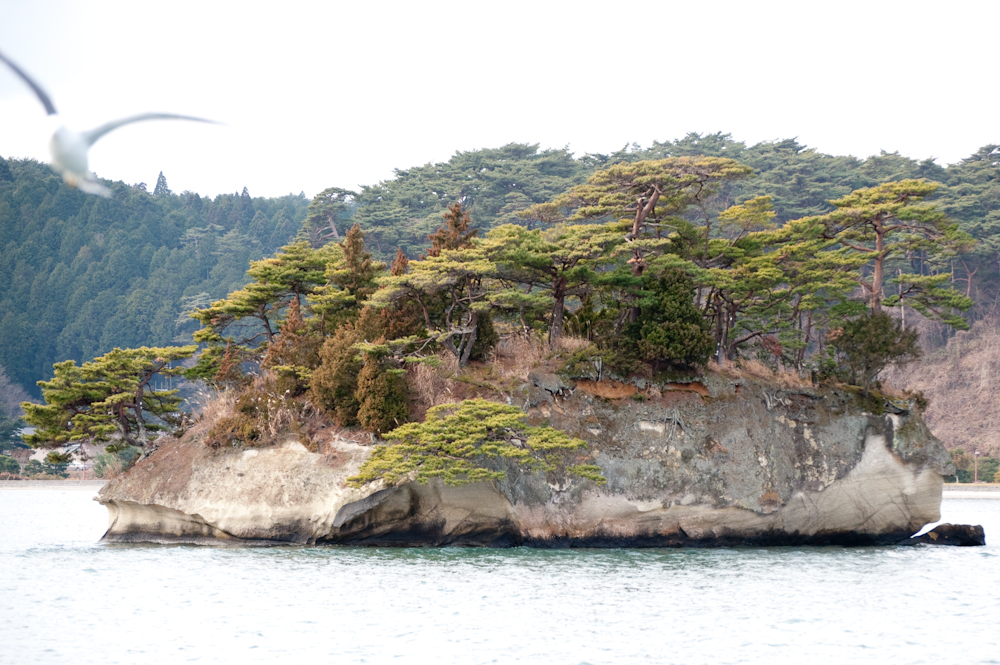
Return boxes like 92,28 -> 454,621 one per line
884,315 -> 1000,457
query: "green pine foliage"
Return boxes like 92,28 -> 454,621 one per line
0,454 -> 20,475
619,269 -> 715,368
355,358 -> 410,437
309,324 -> 365,427
22,345 -> 196,457
8,134 -> 1000,460
353,144 -> 589,260
347,398 -> 601,487
824,312 -> 921,390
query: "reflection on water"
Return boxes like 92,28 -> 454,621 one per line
1,490 -> 997,664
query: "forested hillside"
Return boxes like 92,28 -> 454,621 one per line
0,158 -> 308,397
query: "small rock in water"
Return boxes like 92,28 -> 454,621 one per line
901,523 -> 985,547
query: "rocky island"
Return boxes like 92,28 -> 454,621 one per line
15,157 -> 982,548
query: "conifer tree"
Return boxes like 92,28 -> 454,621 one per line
819,180 -> 974,326
0,156 -> 13,182
188,241 -> 339,383
191,241 -> 340,348
369,244 -> 501,366
261,299 -> 320,397
300,187 -> 355,248
390,247 -> 409,276
695,198 -> 864,363
425,202 -> 477,257
309,223 -> 384,333
22,346 -> 196,459
521,158 -> 753,278
355,347 -> 409,437
484,223 -> 621,345
153,171 -> 171,196
309,306 -> 387,424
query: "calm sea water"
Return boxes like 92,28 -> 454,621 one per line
0,489 -> 997,664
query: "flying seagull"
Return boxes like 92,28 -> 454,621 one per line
0,50 -> 216,197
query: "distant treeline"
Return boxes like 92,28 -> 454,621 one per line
0,160 -> 308,397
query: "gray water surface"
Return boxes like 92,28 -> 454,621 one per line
1,490 -> 997,664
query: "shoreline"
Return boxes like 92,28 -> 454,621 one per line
943,483 -> 1000,499
0,479 -> 107,491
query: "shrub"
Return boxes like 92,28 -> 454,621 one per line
309,325 -> 364,426
0,454 -> 20,475
21,458 -> 68,478
93,447 -> 140,478
355,359 -> 410,437
826,311 -> 921,390
348,398 -> 604,488
619,269 -> 714,369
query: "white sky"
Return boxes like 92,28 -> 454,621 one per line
0,0 -> 996,200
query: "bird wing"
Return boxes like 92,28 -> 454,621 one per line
0,50 -> 57,115
81,113 -> 219,147
76,179 -> 112,198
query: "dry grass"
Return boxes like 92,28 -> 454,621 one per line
488,332 -> 588,382
877,380 -> 910,400
194,388 -> 236,424
93,455 -> 127,480
489,332 -> 551,382
409,360 -> 459,415
405,332 -> 591,420
197,372 -> 317,451
554,335 -> 591,355
708,358 -> 811,388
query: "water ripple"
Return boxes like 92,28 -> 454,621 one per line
1,492 -> 998,664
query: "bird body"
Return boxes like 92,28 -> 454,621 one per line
1,50 -> 216,197
50,125 -> 90,185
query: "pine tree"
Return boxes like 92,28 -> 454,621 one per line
153,171 -> 171,196
819,180 -> 974,327
521,157 -> 753,278
484,223 -> 621,346
22,346 -> 197,459
301,187 -> 355,248
425,202 -> 477,257
390,247 -> 409,276
355,349 -> 409,437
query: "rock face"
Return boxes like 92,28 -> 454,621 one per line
99,374 -> 955,547
901,523 -> 986,546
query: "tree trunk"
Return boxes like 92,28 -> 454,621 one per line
549,278 -> 567,348
627,191 -> 660,322
871,218 -> 885,313
714,295 -> 726,366
459,311 -> 478,367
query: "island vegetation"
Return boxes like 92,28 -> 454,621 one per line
3,134 -> 1000,483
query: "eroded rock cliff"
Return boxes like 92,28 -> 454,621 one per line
99,373 -> 954,547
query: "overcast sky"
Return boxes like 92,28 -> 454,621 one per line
0,0 -> 996,200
